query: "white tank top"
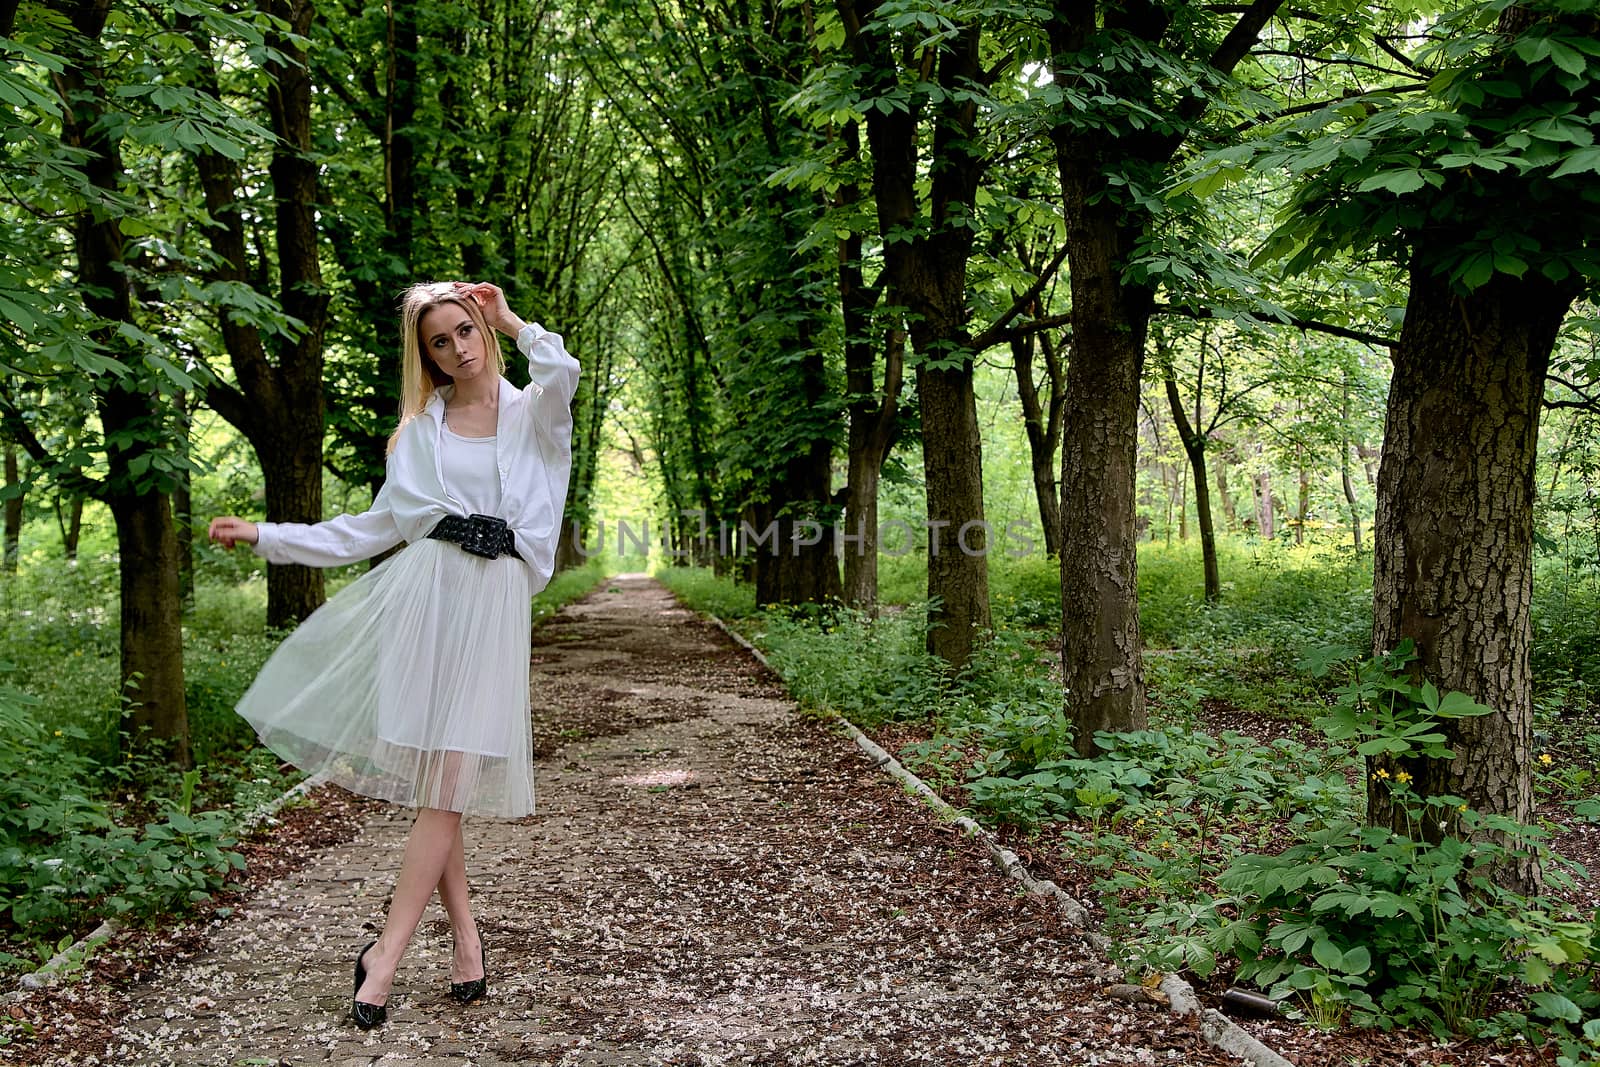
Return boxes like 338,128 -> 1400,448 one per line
439,422 -> 502,515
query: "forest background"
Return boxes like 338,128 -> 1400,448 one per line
4,0 -> 1600,1059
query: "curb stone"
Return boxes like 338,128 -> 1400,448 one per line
2,773 -> 322,1003
704,611 -> 1296,1067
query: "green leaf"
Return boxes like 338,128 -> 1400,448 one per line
1460,253 -> 1495,290
1435,691 -> 1495,718
1551,146 -> 1600,179
1523,955 -> 1555,986
1355,169 -> 1428,195
1546,40 -> 1587,77
1311,937 -> 1344,971
1529,990 -> 1583,1023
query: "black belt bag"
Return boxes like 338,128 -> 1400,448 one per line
427,514 -> 521,560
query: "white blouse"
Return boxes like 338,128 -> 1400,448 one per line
252,322 -> 580,592
439,424 -> 501,515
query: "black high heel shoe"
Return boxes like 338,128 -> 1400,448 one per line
449,938 -> 486,1005
351,940 -> 388,1029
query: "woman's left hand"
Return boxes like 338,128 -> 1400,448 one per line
453,281 -> 527,338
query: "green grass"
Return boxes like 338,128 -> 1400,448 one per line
653,562 -> 758,620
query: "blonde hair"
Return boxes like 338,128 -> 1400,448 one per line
387,282 -> 506,454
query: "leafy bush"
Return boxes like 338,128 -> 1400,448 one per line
1146,644 -> 1600,1051
757,605 -> 946,726
0,683 -> 246,970
653,564 -> 758,620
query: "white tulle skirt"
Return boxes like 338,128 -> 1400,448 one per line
236,538 -> 535,818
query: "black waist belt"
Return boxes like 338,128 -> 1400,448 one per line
426,514 -> 521,560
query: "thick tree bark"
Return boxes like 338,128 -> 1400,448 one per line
1049,0 -> 1282,752
109,477 -> 190,762
3,443 -> 19,573
841,321 -> 902,611
1057,194 -> 1150,753
919,359 -> 991,665
53,0 -> 189,763
1165,376 -> 1219,602
1369,264 -> 1575,892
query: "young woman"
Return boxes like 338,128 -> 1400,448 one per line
209,280 -> 579,1028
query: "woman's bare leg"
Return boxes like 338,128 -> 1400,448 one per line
355,806 -> 462,1005
436,825 -> 483,982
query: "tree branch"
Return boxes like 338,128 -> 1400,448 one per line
1232,82 -> 1429,135
1545,373 -> 1600,412
0,382 -> 104,499
1373,33 -> 1434,77
1208,0 -> 1287,79
971,242 -> 1071,352
1151,302 -> 1396,349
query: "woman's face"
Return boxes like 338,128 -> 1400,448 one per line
419,301 -> 489,382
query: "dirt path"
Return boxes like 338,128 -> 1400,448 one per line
46,575 -> 1239,1066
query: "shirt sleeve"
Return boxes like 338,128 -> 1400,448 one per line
252,486 -> 406,568
517,322 -> 581,433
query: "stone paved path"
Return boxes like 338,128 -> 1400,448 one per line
89,576 -> 1236,1067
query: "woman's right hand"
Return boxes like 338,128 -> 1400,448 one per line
208,516 -> 259,548
452,281 -> 527,338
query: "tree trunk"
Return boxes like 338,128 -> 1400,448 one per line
1340,375 -> 1363,552
1368,263 -> 1576,893
54,493 -> 84,560
1177,460 -> 1188,542
1165,376 -> 1220,602
53,0 -> 189,762
172,395 -> 192,607
1357,441 -> 1379,486
108,478 -> 190,764
1214,444 -> 1238,530
1295,463 -> 1309,546
1341,439 -> 1362,553
192,0 -> 329,627
1011,298 -> 1066,559
752,327 -> 843,610
2,443 -> 19,573
1255,466 -> 1275,540
1057,195 -> 1149,754
839,165 -> 901,612
919,360 -> 991,666
841,322 -> 902,612
260,437 -> 327,627
836,8 -> 990,665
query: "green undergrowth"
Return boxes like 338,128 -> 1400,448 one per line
653,563 -> 758,621
0,554 -> 288,974
0,550 -> 610,976
659,560 -> 1600,1062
